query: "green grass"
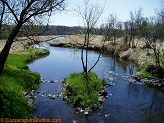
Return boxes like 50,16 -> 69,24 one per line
137,61 -> 164,79
138,71 -> 154,79
64,43 -> 77,48
0,48 -> 49,118
63,71 -> 106,109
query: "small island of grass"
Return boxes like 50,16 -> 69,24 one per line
63,71 -> 106,114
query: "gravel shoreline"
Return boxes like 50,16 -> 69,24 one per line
132,73 -> 164,91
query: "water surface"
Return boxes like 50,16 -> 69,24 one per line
28,37 -> 164,123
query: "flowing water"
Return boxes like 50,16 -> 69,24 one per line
28,37 -> 164,123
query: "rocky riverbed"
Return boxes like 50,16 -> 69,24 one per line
132,72 -> 164,91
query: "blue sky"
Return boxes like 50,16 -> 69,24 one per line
49,0 -> 162,26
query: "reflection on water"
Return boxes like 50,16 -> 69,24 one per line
28,37 -> 164,123
127,83 -> 164,123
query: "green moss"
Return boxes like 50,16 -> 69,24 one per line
160,63 -> 164,69
0,48 -> 49,118
138,71 -> 154,79
63,71 -> 106,109
137,61 -> 164,79
137,64 -> 152,79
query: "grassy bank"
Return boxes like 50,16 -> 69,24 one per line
63,71 -> 106,112
0,48 -> 49,118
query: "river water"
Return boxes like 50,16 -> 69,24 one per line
28,37 -> 164,123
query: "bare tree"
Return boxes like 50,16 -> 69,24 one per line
156,0 -> 164,40
74,0 -> 105,79
127,7 -> 143,48
106,13 -> 122,45
0,0 -> 66,75
140,16 -> 164,78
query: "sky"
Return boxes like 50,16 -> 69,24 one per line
49,0 -> 162,27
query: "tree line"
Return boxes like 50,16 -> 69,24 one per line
0,25 -> 81,39
0,24 -> 105,39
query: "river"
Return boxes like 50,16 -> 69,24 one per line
28,37 -> 164,123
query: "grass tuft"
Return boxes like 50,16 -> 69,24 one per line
63,71 -> 106,109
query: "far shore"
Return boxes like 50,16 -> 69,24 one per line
49,35 -> 155,66
1,32 -> 161,67
0,34 -> 156,66
0,35 -> 58,53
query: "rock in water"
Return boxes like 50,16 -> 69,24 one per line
50,95 -> 56,99
50,80 -> 54,83
84,111 -> 89,115
48,94 -> 52,97
72,120 -> 78,123
106,82 -> 115,87
98,96 -> 105,103
48,94 -> 56,99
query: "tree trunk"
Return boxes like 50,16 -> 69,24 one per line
113,34 -> 116,45
0,23 -> 22,75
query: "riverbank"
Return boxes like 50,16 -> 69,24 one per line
50,35 -> 153,66
0,35 -> 57,53
50,35 -> 164,91
27,40 -> 164,122
0,48 -> 50,118
49,35 -> 103,50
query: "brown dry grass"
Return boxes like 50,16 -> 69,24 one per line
50,35 -> 104,48
0,35 -> 57,53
